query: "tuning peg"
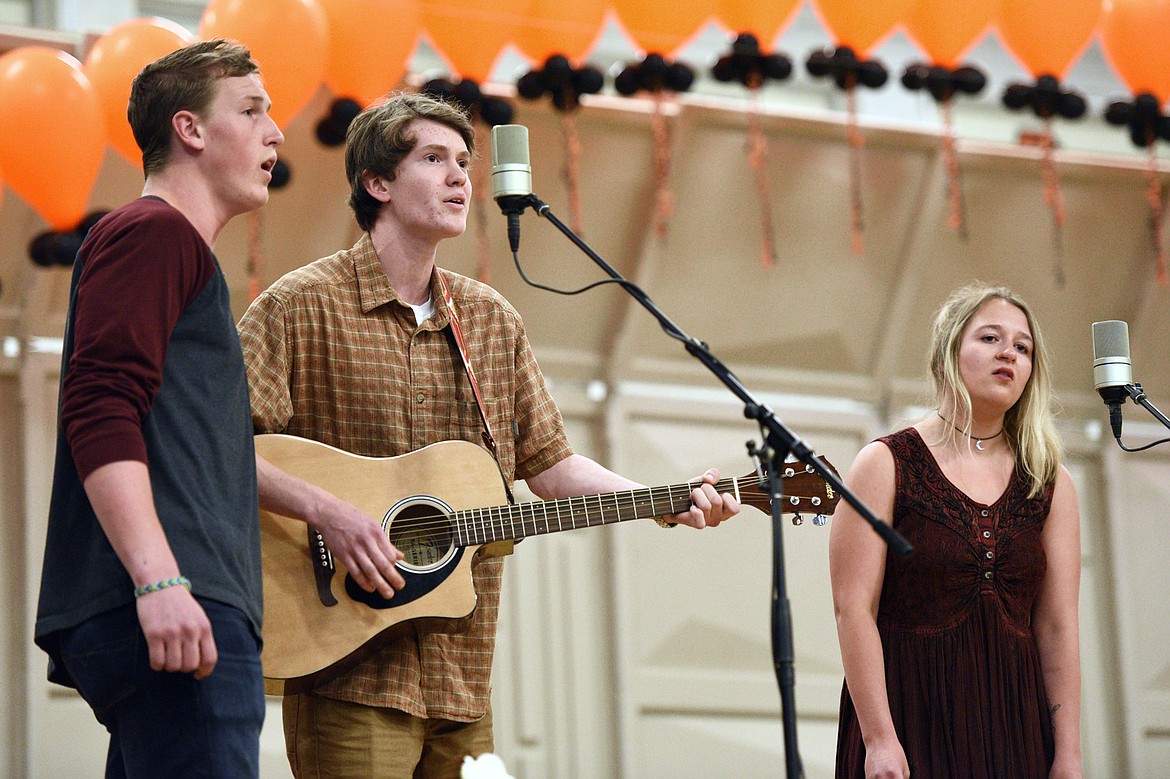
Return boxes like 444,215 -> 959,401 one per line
813,514 -> 830,526
791,513 -> 804,526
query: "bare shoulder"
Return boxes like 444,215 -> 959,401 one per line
1049,464 -> 1080,516
831,439 -> 897,526
846,439 -> 896,486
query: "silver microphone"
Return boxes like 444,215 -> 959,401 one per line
1092,320 -> 1132,440
490,124 -> 533,252
491,124 -> 532,202
1092,320 -> 1133,395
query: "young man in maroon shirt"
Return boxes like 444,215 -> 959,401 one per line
35,40 -> 406,778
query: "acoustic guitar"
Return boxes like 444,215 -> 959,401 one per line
254,433 -> 839,694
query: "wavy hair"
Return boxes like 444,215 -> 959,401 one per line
344,92 -> 476,232
928,283 -> 1062,496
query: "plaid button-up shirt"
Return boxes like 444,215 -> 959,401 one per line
239,234 -> 572,719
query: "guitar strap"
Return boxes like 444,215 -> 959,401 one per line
437,271 -> 515,504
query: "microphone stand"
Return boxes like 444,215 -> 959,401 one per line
506,194 -> 912,779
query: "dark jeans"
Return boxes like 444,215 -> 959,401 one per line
57,597 -> 265,778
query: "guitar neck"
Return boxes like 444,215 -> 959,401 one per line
453,476 -> 741,546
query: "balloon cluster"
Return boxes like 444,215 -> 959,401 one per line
315,97 -> 362,147
1002,76 -> 1087,120
517,54 -> 604,112
806,46 -> 887,90
711,33 -> 792,88
421,78 -> 515,126
901,64 -> 987,103
28,211 -> 109,268
615,53 -> 695,96
1105,94 -> 1170,148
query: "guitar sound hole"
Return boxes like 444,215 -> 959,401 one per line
386,497 -> 456,573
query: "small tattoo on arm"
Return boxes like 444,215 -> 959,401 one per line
1049,703 -> 1062,721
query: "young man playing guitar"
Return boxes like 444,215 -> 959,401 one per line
237,92 -> 739,778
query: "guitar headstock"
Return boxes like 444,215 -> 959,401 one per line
737,458 -> 841,524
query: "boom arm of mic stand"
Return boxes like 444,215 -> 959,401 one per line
521,194 -> 912,557
514,194 -> 910,779
1125,383 -> 1170,432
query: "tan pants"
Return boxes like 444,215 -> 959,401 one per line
283,693 -> 494,779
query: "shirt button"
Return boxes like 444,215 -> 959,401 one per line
984,571 -> 993,579
982,530 -> 991,539
985,551 -> 994,559
980,509 -> 989,517
416,392 -> 426,404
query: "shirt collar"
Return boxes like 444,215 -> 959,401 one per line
352,233 -> 450,328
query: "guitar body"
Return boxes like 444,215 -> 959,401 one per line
254,433 -> 841,695
255,434 -> 508,695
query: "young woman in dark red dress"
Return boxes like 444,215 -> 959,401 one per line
830,284 -> 1083,779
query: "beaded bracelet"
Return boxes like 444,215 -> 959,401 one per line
133,576 -> 191,598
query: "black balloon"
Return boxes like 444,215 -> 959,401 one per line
713,32 -> 792,88
269,160 -> 291,190
806,46 -> 885,93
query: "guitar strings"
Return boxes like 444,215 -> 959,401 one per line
363,474 -> 826,543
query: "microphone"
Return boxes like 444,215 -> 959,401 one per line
1092,320 -> 1132,440
491,124 -> 533,252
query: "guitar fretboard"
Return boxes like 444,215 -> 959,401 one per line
454,477 -> 742,546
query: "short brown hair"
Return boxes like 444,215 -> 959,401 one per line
128,39 -> 259,177
345,92 -> 476,232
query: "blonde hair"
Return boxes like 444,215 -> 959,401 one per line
928,282 -> 1062,496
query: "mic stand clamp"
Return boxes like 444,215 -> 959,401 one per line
507,193 -> 913,779
1124,383 -> 1170,433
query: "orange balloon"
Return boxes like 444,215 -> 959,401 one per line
318,0 -> 419,105
516,0 -> 607,64
716,0 -> 803,45
84,17 -> 194,168
0,47 -> 106,230
1101,0 -> 1170,103
423,0 -> 517,81
995,0 -> 1101,79
811,0 -> 917,56
905,0 -> 993,68
612,0 -> 713,55
199,0 -> 328,128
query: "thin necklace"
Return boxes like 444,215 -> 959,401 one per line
937,412 -> 1003,451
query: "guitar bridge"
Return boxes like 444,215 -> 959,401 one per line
309,527 -> 338,607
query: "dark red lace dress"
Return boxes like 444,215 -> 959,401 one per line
835,428 -> 1055,778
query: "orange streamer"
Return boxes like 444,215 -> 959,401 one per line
651,93 -> 675,240
247,209 -> 265,302
746,82 -> 777,270
1038,119 -> 1066,287
939,100 -> 968,240
473,128 -> 492,283
1144,139 -> 1169,286
561,113 -> 585,237
845,81 -> 865,255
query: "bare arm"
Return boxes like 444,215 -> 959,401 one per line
83,461 -> 216,679
255,453 -> 405,598
1032,466 -> 1083,779
523,453 -> 738,528
828,441 -> 908,779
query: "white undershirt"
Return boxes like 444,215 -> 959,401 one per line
409,295 -> 435,325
